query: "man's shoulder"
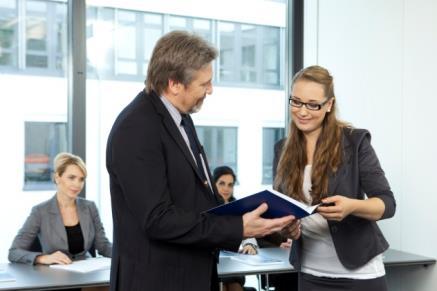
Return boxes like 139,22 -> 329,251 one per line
115,90 -> 161,124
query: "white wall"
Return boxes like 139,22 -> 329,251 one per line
304,0 -> 437,290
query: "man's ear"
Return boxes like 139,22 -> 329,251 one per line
167,79 -> 182,96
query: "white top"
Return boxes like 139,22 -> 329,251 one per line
300,165 -> 385,279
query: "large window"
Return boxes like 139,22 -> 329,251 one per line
0,0 -> 295,266
0,0 -> 68,263
86,6 -> 283,88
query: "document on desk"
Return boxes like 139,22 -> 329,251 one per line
220,251 -> 284,266
0,270 -> 15,282
49,257 -> 111,273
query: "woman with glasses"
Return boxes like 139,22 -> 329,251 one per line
274,65 -> 396,291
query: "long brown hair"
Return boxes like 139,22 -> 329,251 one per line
274,65 -> 349,204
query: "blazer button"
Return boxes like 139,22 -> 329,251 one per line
331,225 -> 338,233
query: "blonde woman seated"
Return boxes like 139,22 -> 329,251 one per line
9,152 -> 112,266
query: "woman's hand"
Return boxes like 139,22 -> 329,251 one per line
240,243 -> 258,255
280,238 -> 292,249
281,219 -> 301,240
318,195 -> 386,221
317,195 -> 355,221
35,251 -> 72,265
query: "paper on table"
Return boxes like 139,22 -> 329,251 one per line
49,257 -> 111,273
220,251 -> 283,266
0,271 -> 15,282
231,254 -> 283,265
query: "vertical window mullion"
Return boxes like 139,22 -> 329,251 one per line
18,0 -> 26,69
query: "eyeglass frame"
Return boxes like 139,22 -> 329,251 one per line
288,95 -> 332,111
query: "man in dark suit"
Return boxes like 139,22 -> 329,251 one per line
106,31 -> 294,291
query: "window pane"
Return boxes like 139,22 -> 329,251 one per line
262,128 -> 285,184
55,3 -> 67,72
262,26 -> 280,86
143,13 -> 162,75
193,18 -> 212,42
218,22 -> 235,82
116,10 -> 137,75
0,0 -> 17,66
196,126 -> 238,173
87,7 -> 115,76
169,16 -> 187,29
24,122 -> 67,190
26,0 -> 48,68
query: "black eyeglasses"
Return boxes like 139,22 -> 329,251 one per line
289,96 -> 330,111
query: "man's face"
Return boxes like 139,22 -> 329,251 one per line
178,63 -> 213,114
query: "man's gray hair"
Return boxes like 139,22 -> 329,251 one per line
145,30 -> 218,95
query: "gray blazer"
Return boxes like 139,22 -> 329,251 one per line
273,128 -> 396,270
8,195 -> 112,264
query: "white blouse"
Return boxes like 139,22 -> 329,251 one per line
300,165 -> 385,279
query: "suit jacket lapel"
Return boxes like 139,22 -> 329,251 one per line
76,199 -> 91,251
328,131 -> 352,195
48,196 -> 68,250
149,91 -> 211,187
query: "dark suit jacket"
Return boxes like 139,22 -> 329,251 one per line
273,128 -> 396,270
106,90 -> 243,291
8,195 -> 112,264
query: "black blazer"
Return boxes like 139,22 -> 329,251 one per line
273,128 -> 396,270
106,90 -> 243,291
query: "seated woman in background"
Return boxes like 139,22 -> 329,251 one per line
213,166 -> 257,291
8,152 -> 112,265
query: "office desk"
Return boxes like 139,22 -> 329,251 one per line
218,248 -> 436,291
218,248 -> 292,278
384,249 -> 436,267
0,249 -> 434,290
0,263 -> 110,290
218,248 -> 436,278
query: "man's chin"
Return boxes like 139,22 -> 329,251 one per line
189,100 -> 204,114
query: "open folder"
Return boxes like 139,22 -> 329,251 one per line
207,189 -> 319,219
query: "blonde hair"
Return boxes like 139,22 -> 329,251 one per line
53,152 -> 87,181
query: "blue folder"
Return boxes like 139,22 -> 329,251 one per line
207,189 -> 318,219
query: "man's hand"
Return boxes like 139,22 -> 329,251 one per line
242,203 -> 294,238
35,251 -> 72,265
